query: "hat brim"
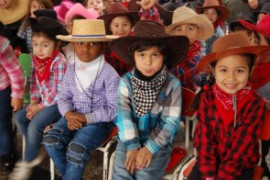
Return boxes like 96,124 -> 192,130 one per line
98,12 -> 139,34
196,5 -> 230,21
197,45 -> 270,73
0,0 -> 30,25
165,15 -> 214,41
56,35 -> 118,42
109,35 -> 189,69
239,19 -> 270,38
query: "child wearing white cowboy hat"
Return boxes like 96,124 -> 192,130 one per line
43,19 -> 120,180
166,6 -> 214,91
109,20 -> 189,179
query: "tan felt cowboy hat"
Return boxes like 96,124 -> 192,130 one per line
109,20 -> 189,69
197,33 -> 270,73
98,2 -> 139,34
0,0 -> 30,25
166,6 -> 214,41
196,0 -> 229,21
56,19 -> 118,42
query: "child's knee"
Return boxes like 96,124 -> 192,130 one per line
43,129 -> 61,146
66,142 -> 89,167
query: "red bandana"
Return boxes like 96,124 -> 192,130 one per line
186,41 -> 201,59
250,61 -> 270,90
213,83 -> 252,126
33,49 -> 59,83
213,19 -> 223,30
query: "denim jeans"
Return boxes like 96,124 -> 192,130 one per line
43,117 -> 114,180
14,104 -> 61,162
0,86 -> 15,155
113,141 -> 172,180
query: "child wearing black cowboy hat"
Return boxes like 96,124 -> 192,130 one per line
10,17 -> 68,180
109,20 -> 189,179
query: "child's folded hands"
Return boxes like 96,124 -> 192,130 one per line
125,149 -> 139,174
65,111 -> 87,130
136,146 -> 152,170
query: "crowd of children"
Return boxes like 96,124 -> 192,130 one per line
0,0 -> 270,179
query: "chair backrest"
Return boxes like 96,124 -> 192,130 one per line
181,87 -> 196,117
165,147 -> 187,174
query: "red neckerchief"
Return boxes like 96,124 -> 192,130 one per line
186,41 -> 201,59
213,19 -> 223,30
213,83 -> 252,126
250,61 -> 270,90
33,49 -> 59,83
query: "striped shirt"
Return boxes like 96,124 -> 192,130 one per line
115,71 -> 181,154
57,57 -> 120,124
30,52 -> 67,107
0,36 -> 25,98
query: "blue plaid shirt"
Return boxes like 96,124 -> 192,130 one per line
115,70 -> 182,154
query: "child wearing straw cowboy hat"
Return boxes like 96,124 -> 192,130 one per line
43,19 -> 120,180
166,6 -> 214,91
189,33 -> 270,180
109,20 -> 189,179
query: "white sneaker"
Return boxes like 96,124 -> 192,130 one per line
8,154 -> 45,180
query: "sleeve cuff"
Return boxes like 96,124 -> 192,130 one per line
145,139 -> 161,154
85,113 -> 95,124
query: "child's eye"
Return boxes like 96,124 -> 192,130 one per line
236,69 -> 244,73
152,53 -> 160,58
138,53 -> 145,58
219,69 -> 227,73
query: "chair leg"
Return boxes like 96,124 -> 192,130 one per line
50,158 -> 55,180
185,117 -> 190,149
108,151 -> 115,180
22,136 -> 26,160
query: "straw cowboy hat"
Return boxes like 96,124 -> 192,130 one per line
65,3 -> 99,24
196,0 -> 230,21
0,0 -> 30,25
56,19 -> 118,42
98,2 -> 139,34
165,6 -> 214,41
239,14 -> 270,38
197,33 -> 270,73
128,0 -> 173,26
109,20 -> 189,69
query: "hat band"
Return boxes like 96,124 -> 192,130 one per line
72,34 -> 106,38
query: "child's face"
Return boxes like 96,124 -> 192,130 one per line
32,35 -> 56,59
86,0 -> 105,15
73,42 -> 103,63
30,0 -> 45,18
172,24 -> 201,44
214,55 -> 250,94
134,46 -> 164,77
109,16 -> 132,37
203,8 -> 219,24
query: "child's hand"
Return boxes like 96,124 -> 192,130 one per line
26,104 -> 44,120
65,111 -> 84,130
11,98 -> 24,111
136,0 -> 156,10
125,149 -> 139,174
136,146 -> 152,170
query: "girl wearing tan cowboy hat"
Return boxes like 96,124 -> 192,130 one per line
109,20 -> 189,179
196,0 -> 230,56
99,2 -> 139,76
166,6 -> 214,91
43,19 -> 120,180
189,33 -> 270,180
239,14 -> 270,179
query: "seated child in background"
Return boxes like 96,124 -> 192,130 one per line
196,0 -> 229,56
10,17 -> 68,180
0,35 -> 24,175
109,20 -> 189,179
189,33 -> 270,180
43,19 -> 120,180
166,6 -> 214,91
99,2 -> 139,75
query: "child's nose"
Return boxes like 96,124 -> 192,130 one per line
227,72 -> 236,81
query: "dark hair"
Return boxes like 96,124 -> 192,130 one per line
32,31 -> 58,44
128,40 -> 168,63
266,37 -> 270,45
191,53 -> 255,111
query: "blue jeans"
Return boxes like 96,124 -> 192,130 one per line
14,104 -> 61,162
0,86 -> 15,155
113,141 -> 172,180
43,117 -> 114,180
